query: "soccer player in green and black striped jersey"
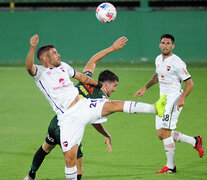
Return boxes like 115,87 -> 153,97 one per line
24,36 -> 128,180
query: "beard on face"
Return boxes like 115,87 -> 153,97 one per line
161,49 -> 171,56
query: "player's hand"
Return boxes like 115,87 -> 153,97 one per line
177,97 -> 184,111
105,136 -> 112,152
112,36 -> 128,50
134,87 -> 146,99
30,34 -> 39,48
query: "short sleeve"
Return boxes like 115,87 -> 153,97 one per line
62,62 -> 76,78
33,65 -> 43,81
175,59 -> 191,81
155,55 -> 160,74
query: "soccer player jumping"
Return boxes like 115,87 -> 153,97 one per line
24,36 -> 126,180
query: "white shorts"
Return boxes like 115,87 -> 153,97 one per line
156,93 -> 182,130
57,98 -> 108,152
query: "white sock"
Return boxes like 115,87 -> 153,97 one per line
123,101 -> 156,114
163,137 -> 175,169
171,131 -> 196,146
65,166 -> 77,180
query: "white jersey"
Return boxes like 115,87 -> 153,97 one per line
33,62 -> 79,116
155,54 -> 191,96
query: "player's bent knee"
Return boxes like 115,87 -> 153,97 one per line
156,129 -> 163,140
64,145 -> 79,167
157,135 -> 163,140
159,128 -> 171,140
65,154 -> 77,167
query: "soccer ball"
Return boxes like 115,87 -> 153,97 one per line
96,2 -> 117,23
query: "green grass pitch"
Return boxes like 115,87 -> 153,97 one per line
0,63 -> 207,180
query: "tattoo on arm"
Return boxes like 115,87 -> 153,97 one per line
80,73 -> 97,85
83,76 -> 89,84
145,73 -> 158,89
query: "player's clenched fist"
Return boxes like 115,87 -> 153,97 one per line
30,34 -> 39,47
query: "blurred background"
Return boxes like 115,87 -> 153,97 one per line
0,0 -> 206,64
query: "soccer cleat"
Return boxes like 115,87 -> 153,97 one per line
156,166 -> 176,174
194,136 -> 204,158
23,175 -> 34,180
155,94 -> 167,117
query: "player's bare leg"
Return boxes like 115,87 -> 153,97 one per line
64,144 -> 78,180
76,158 -> 83,180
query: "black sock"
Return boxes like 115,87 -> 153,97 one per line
77,174 -> 82,180
29,169 -> 36,179
29,146 -> 48,179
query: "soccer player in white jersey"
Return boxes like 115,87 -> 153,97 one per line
134,34 -> 204,174
26,34 -> 166,180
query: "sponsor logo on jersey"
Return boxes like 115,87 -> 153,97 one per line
167,66 -> 171,71
160,75 -> 173,85
63,141 -> 68,147
53,78 -> 73,90
160,81 -> 173,85
59,78 -> 65,85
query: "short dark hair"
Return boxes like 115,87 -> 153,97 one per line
37,44 -> 54,60
98,70 -> 119,83
160,34 -> 175,43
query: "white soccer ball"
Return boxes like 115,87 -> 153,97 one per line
96,2 -> 117,23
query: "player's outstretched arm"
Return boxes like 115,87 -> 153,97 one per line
25,34 -> 39,76
92,124 -> 112,152
83,36 -> 128,73
134,73 -> 158,99
74,71 -> 102,87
